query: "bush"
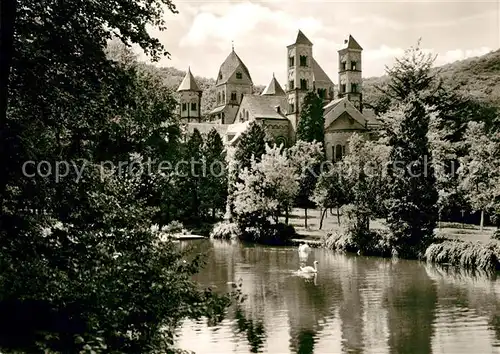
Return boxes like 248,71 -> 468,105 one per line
240,222 -> 296,246
162,220 -> 185,234
424,240 -> 499,271
322,230 -> 357,253
492,229 -> 500,240
210,222 -> 242,240
323,228 -> 395,257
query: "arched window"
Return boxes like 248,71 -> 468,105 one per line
222,91 -> 225,102
245,111 -> 249,120
335,144 -> 343,161
276,136 -> 287,148
217,92 -> 221,104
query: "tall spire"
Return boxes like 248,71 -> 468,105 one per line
231,40 -> 234,52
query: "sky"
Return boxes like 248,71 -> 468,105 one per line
142,0 -> 500,87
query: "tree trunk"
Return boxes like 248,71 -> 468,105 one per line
285,207 -> 289,225
304,207 -> 308,229
212,207 -> 216,220
319,208 -> 328,230
0,0 -> 17,211
329,208 -> 334,216
480,210 -> 484,232
337,206 -> 341,225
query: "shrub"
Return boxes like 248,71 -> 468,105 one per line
161,220 -> 185,234
492,229 -> 500,241
322,230 -> 358,253
240,222 -> 296,245
424,240 -> 499,271
323,228 -> 396,257
210,222 -> 242,240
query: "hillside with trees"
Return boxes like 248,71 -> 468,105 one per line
363,48 -> 500,109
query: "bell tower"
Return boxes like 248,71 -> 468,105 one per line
338,34 -> 363,112
177,67 -> 203,122
286,30 -> 314,133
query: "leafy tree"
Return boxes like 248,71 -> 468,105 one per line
233,144 -> 299,236
385,95 -> 439,259
313,165 -> 350,229
0,0 -> 237,352
296,92 -> 325,144
288,140 -> 323,227
382,39 -> 439,102
458,122 -> 500,230
179,129 -> 204,223
234,121 -> 268,170
203,128 -> 227,220
228,122 -> 268,221
341,134 -> 390,249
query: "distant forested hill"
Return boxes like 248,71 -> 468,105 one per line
363,49 -> 500,108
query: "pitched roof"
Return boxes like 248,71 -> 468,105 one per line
323,97 -> 367,129
346,34 -> 363,50
261,74 -> 286,96
242,95 -> 288,119
294,30 -> 313,46
177,67 -> 202,92
216,50 -> 252,85
362,108 -> 383,127
184,122 -> 230,137
311,58 -> 333,85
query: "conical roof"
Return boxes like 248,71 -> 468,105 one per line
216,49 -> 253,85
346,34 -> 362,50
177,67 -> 202,92
295,30 -> 313,46
261,74 -> 285,96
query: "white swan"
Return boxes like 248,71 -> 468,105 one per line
298,242 -> 311,263
298,242 -> 311,255
299,260 -> 318,273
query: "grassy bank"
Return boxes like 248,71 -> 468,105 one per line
287,208 -> 500,272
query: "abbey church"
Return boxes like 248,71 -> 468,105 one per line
175,30 -> 381,161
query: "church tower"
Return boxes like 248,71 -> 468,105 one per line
209,45 -> 253,124
286,30 -> 314,133
177,67 -> 203,122
338,35 -> 363,112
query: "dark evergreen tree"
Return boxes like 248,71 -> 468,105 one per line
294,92 -> 324,225
180,128 -> 204,223
385,95 -> 438,258
296,92 -> 325,144
203,128 -> 227,220
234,121 -> 267,170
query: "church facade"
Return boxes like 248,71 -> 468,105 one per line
176,30 -> 381,161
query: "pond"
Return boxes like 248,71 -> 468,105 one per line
176,240 -> 500,354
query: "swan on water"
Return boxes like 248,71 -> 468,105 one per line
298,242 -> 311,255
299,260 -> 318,273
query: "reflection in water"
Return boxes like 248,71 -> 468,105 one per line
234,306 -> 266,353
384,260 -> 437,354
176,240 -> 500,354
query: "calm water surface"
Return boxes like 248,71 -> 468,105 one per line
176,240 -> 500,354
